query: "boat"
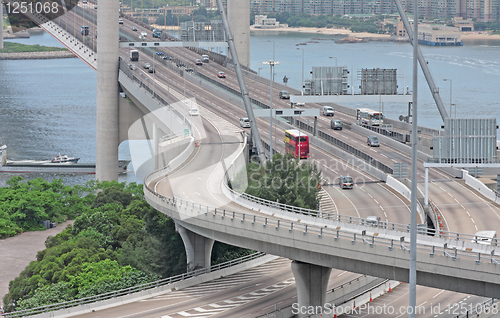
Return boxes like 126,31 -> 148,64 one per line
0,145 -> 130,174
51,154 -> 80,163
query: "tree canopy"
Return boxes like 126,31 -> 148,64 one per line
233,153 -> 322,211
1,178 -> 251,313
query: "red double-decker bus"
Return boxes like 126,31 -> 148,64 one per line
285,129 -> 309,159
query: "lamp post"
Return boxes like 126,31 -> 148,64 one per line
297,48 -> 304,93
329,56 -> 337,67
258,68 -> 262,76
443,79 -> 452,117
263,60 -> 279,162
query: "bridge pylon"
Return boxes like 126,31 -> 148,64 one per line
96,0 -> 120,181
227,0 -> 250,69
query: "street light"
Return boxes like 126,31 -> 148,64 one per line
263,59 -> 280,162
258,68 -> 262,76
297,48 -> 304,94
329,56 -> 337,67
443,79 -> 452,117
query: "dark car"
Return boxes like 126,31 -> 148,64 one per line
331,119 -> 343,130
279,90 -> 290,99
148,67 -> 155,73
132,26 -> 137,31
367,136 -> 380,147
156,52 -> 164,56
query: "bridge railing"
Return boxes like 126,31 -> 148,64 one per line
457,298 -> 499,318
144,178 -> 500,270
3,252 -> 267,317
222,178 -> 499,246
254,275 -> 375,318
118,59 -> 193,134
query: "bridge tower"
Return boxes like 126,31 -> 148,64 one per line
96,0 -> 120,181
227,0 -> 250,69
0,3 -> 3,49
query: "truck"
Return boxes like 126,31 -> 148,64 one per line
152,29 -> 162,38
201,54 -> 209,63
81,26 -> 89,36
130,50 -> 139,61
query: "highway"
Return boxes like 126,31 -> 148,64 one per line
40,8 -> 500,317
56,5 -> 499,234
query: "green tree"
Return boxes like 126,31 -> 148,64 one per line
240,153 -> 321,210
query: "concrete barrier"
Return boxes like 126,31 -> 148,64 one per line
28,254 -> 278,318
263,276 -> 387,318
463,170 -> 500,205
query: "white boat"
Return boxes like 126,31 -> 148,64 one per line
51,154 -> 80,164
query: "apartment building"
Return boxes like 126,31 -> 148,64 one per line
249,0 -> 499,20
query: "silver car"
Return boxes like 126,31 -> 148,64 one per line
367,136 -> 380,147
339,176 -> 354,189
240,117 -> 250,128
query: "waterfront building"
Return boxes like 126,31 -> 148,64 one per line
248,0 -> 498,21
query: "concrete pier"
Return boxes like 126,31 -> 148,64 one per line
291,261 -> 332,318
176,222 -> 215,272
96,0 -> 120,181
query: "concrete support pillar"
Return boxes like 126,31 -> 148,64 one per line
175,222 -> 215,272
313,116 -> 318,137
291,260 -> 332,318
227,0 -> 250,69
153,122 -> 159,170
96,0 -> 119,181
424,166 -> 429,207
0,3 -> 3,50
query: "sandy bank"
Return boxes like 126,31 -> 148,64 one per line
251,26 -> 391,39
251,26 -> 500,40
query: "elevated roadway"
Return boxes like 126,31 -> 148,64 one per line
22,8 -> 500,316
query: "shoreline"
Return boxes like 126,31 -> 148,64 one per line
250,26 -> 500,41
0,51 -> 76,60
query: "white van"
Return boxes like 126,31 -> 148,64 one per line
188,108 -> 199,116
239,117 -> 250,128
201,54 -> 210,63
472,230 -> 497,245
322,106 -> 334,116
365,216 -> 381,226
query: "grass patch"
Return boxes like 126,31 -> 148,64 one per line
0,42 -> 68,53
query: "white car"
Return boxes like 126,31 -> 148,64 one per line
239,117 -> 250,128
189,108 -> 199,116
141,31 -> 147,37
